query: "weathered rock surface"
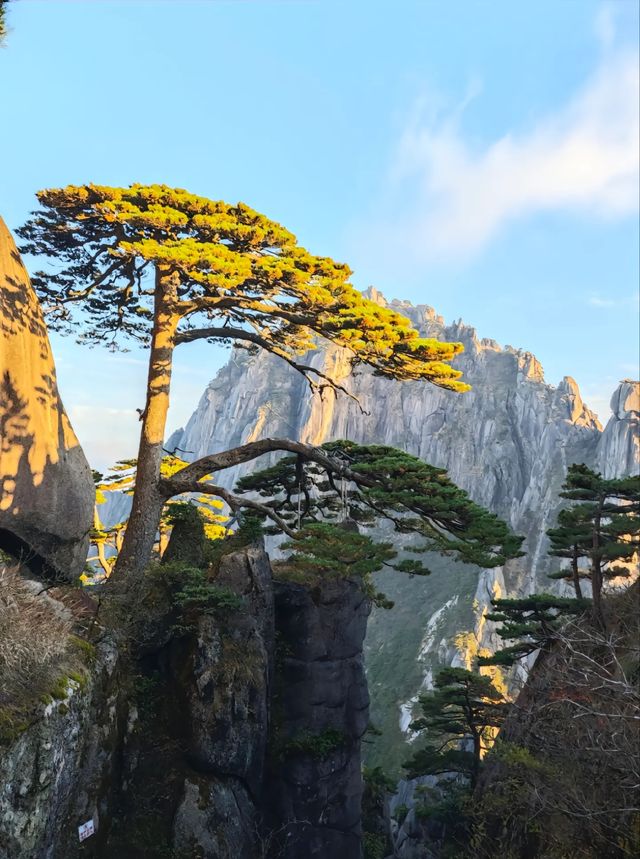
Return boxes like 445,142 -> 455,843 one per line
0,218 -> 93,579
172,546 -> 371,859
0,636 -> 125,859
596,379 -> 639,478
171,542 -> 275,858
266,576 -> 371,859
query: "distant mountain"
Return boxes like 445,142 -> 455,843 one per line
168,288 -> 639,770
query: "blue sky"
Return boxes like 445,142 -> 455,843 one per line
1,0 -> 638,469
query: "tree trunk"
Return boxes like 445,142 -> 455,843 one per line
112,268 -> 180,584
591,501 -> 605,630
471,728 -> 481,788
571,544 -> 583,599
92,505 -> 112,577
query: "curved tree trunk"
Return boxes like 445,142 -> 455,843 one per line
112,268 -> 180,584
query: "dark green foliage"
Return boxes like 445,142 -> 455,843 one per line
161,502 -> 208,567
279,522 -> 395,579
363,765 -> 396,796
151,562 -> 244,632
0,1 -> 9,45
171,570 -> 243,616
363,832 -> 388,859
413,781 -> 473,858
478,593 -> 591,667
237,441 -> 524,572
404,667 -> 508,787
280,728 -> 346,760
547,505 -> 593,598
548,463 -> 639,625
276,521 -> 397,607
362,767 -> 395,859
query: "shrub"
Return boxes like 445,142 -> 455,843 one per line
0,565 -> 72,703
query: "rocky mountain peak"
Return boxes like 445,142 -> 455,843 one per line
611,379 -> 640,419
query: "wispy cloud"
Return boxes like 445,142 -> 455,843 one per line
588,296 -> 616,308
353,18 -> 639,264
588,294 -> 639,309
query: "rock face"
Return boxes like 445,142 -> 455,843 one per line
171,547 -> 371,859
167,289 -> 639,768
267,576 -> 371,859
0,636 -> 125,859
0,543 -> 371,857
172,542 -> 275,859
0,218 -> 93,579
596,380 -> 639,478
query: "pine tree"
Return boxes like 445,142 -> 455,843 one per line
550,464 -> 639,628
403,667 -> 509,788
236,441 -> 524,571
546,505 -> 593,598
18,185 -> 470,582
276,521 -> 397,608
87,457 -> 228,579
477,593 -> 591,667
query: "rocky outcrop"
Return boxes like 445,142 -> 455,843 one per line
171,542 -> 274,859
472,582 -> 640,859
267,576 -> 371,859
0,541 -> 372,858
0,218 -> 93,580
0,635 -> 125,859
596,380 -> 639,478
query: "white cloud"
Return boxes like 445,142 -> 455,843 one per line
357,34 -> 639,263
588,296 -> 616,307
588,293 -> 640,309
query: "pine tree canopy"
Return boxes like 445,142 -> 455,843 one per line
547,505 -> 593,560
275,522 -> 396,608
479,593 -> 592,667
547,463 -> 639,613
403,667 -> 508,784
235,441 -> 524,571
17,184 -> 469,391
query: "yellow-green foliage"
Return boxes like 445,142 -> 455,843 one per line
21,183 -> 469,391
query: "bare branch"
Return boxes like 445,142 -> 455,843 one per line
175,324 -> 365,410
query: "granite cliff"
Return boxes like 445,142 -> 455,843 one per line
168,288 -> 639,769
0,217 -> 93,580
0,541 -> 371,859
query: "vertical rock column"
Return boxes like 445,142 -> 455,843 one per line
267,576 -> 371,859
171,542 -> 275,859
